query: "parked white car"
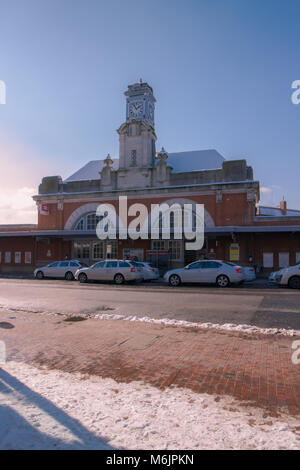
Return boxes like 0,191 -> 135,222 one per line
132,262 -> 160,281
269,262 -> 300,289
34,260 -> 89,280
163,260 -> 244,287
75,259 -> 143,284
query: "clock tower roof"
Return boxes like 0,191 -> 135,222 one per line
125,81 -> 156,102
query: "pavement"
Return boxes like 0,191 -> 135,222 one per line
0,310 -> 299,416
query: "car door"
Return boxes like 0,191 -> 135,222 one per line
105,261 -> 118,281
43,261 -> 60,277
57,261 -> 69,278
88,261 -> 106,280
181,261 -> 205,282
200,261 -> 223,283
69,261 -> 80,274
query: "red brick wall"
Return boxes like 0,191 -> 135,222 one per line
36,238 -> 71,265
38,192 -> 256,230
0,237 -> 36,270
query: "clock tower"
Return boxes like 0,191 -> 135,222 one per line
125,80 -> 156,127
117,81 -> 157,188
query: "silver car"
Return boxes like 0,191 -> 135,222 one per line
132,262 -> 160,281
163,260 -> 244,287
34,260 -> 89,281
270,262 -> 300,289
226,262 -> 256,281
75,259 -> 143,284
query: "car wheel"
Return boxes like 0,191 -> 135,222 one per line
36,271 -> 44,280
288,276 -> 300,289
65,271 -> 74,281
216,274 -> 230,288
78,273 -> 88,283
169,274 -> 181,287
114,273 -> 125,285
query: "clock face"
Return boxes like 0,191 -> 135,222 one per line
129,101 -> 144,118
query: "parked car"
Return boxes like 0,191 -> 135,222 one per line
163,260 -> 244,287
269,262 -> 300,289
132,262 -> 160,281
74,259 -> 143,284
34,260 -> 89,280
225,262 -> 256,281
268,270 -> 279,283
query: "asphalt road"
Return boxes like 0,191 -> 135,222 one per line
0,278 -> 299,330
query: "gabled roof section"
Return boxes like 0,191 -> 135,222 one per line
64,149 -> 225,183
64,159 -> 119,182
167,149 -> 225,172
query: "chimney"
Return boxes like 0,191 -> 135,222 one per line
280,199 -> 287,215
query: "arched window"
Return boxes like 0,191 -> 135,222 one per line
74,213 -> 103,230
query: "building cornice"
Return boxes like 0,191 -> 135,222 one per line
33,179 -> 259,202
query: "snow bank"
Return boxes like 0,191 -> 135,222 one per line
0,361 -> 299,450
93,313 -> 300,337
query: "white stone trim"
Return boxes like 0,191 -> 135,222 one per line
64,203 -> 101,229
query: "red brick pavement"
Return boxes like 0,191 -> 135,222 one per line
1,311 -> 299,416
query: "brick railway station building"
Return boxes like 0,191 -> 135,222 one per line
1,81 -> 300,275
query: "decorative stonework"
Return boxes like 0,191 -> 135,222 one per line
57,199 -> 64,211
153,147 -> 172,186
100,154 -> 114,190
216,190 -> 222,203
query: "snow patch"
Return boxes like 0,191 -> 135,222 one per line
93,313 -> 300,337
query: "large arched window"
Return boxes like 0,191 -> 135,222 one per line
74,213 -> 103,230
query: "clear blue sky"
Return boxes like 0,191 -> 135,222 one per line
0,0 -> 300,222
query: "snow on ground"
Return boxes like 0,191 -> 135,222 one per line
93,313 -> 300,337
0,361 -> 299,450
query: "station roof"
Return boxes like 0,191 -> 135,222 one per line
64,150 -> 225,183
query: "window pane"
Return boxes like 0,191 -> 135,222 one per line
107,241 -> 118,259
263,253 -> 273,268
94,262 -> 106,268
152,240 -> 166,250
189,262 -> 203,269
106,261 -> 118,268
87,214 -> 102,230
49,262 -> 59,267
82,244 -> 90,258
202,261 -> 221,269
93,242 -> 104,259
59,262 -> 69,267
279,252 -> 289,268
119,261 -> 130,267
75,219 -> 84,230
169,240 -> 181,260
